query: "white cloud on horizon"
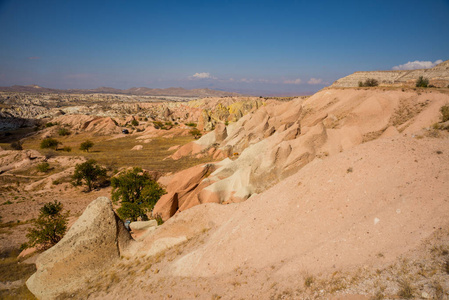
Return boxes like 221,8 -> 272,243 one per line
307,78 -> 323,85
190,72 -> 217,79
284,78 -> 302,85
392,59 -> 443,70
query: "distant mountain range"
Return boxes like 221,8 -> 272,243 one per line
0,85 -> 242,97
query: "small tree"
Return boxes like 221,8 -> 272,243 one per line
72,159 -> 107,192
111,167 -> 166,221
80,140 -> 94,152
22,201 -> 69,250
416,76 -> 429,87
40,138 -> 60,150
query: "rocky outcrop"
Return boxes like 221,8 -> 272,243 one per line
214,122 -> 227,142
153,163 -> 217,220
331,59 -> 449,88
26,197 -> 133,299
192,97 -> 265,131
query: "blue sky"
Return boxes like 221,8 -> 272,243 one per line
0,0 -> 448,95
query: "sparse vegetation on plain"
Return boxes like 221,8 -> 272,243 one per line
18,133 -> 212,173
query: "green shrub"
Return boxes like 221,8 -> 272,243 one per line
131,119 -> 139,126
416,76 -> 429,87
185,122 -> 197,127
440,105 -> 449,122
154,214 -> 164,225
72,159 -> 107,192
22,201 -> 69,250
36,162 -> 50,173
45,122 -> 57,128
111,167 -> 166,221
58,128 -> 71,136
10,141 -> 23,150
62,146 -> 72,152
40,138 -> 60,150
79,140 -> 94,152
189,128 -> 202,139
153,121 -> 165,130
359,78 -> 379,87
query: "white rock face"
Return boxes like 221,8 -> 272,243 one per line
131,145 -> 143,150
26,197 -> 133,300
129,219 -> 158,231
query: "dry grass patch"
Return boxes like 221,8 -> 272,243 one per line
304,274 -> 315,288
0,249 -> 37,299
22,133 -> 215,173
390,99 -> 429,129
397,279 -> 414,299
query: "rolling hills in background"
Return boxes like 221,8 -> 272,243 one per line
0,85 -> 242,97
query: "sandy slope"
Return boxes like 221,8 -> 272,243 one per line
75,134 -> 449,299
170,136 -> 448,277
